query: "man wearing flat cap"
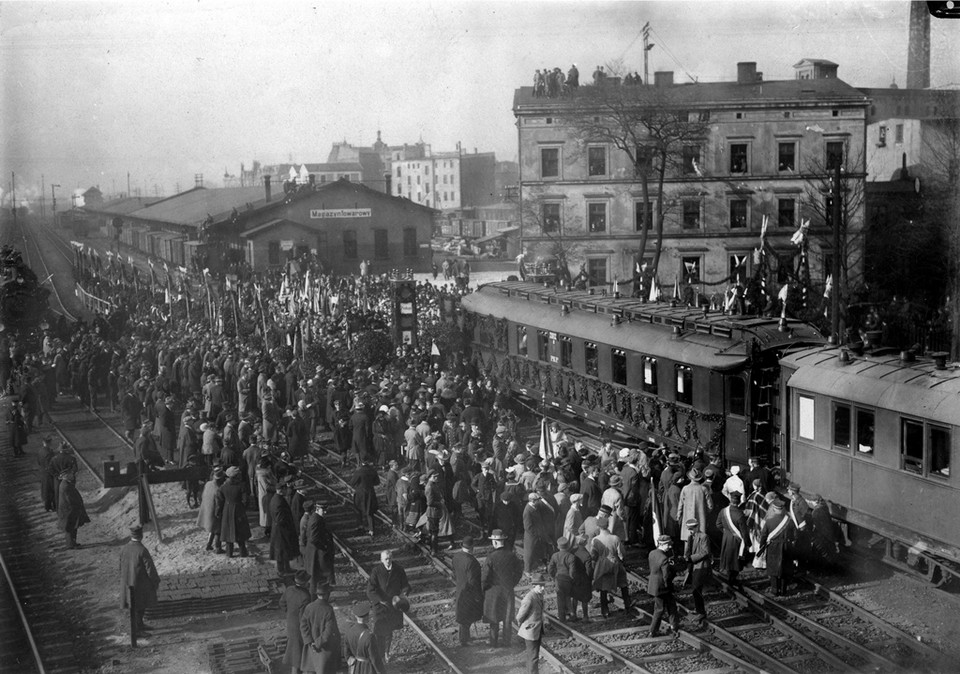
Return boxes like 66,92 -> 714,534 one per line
281,571 -> 312,674
341,601 -> 384,674
119,525 -> 161,634
299,579 -> 341,674
647,534 -> 680,637
516,573 -> 549,673
683,518 -> 712,629
451,535 -> 483,646
547,536 -> 587,622
758,496 -> 796,596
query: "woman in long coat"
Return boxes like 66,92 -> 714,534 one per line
197,468 -> 226,551
372,407 -> 392,466
351,460 -> 380,535
404,473 -> 425,531
332,400 -> 352,460
215,467 -> 251,556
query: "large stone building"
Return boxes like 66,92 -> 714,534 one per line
513,59 -> 869,295
393,147 -> 497,211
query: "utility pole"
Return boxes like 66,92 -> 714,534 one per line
51,184 -> 60,225
127,171 -> 131,198
831,162 -> 842,344
642,22 -> 654,85
10,172 -> 17,229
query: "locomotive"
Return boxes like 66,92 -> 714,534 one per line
0,245 -> 51,345
460,280 -> 960,576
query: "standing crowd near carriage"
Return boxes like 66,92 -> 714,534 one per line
2,246 -> 843,673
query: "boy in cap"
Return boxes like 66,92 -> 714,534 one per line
516,573 -> 549,673
647,534 -> 680,637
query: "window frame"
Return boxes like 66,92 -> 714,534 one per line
900,417 -> 951,479
778,198 -> 796,229
559,336 -> 573,368
634,199 -> 655,232
681,144 -> 701,175
537,330 -> 550,361
729,198 -> 749,229
587,201 -> 607,233
540,146 -> 561,179
675,364 -> 693,405
778,141 -> 797,172
342,229 -> 358,260
586,257 -> 607,287
682,199 -> 700,230
798,394 -> 815,440
587,145 -> 608,177
611,348 -> 627,385
584,342 -> 599,378
825,140 -> 845,170
517,326 -> 528,357
729,142 -> 749,174
542,202 -> 562,234
727,374 -> 746,417
856,407 -> 875,456
642,356 -> 658,395
833,402 -> 852,450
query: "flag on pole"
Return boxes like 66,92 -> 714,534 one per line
431,341 -> 440,357
673,274 -> 681,300
538,416 -> 554,460
648,276 -> 659,303
778,283 -> 789,318
650,477 -> 662,540
760,214 -> 769,248
790,218 -> 809,246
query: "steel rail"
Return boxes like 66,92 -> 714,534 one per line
0,547 -> 46,674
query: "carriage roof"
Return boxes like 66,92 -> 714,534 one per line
461,281 -> 823,372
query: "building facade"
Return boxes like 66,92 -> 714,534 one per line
393,148 -> 497,211
513,59 -> 869,296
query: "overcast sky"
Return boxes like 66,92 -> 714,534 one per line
1,0 -> 957,205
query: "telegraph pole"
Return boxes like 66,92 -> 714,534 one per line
51,184 -> 60,225
642,22 -> 654,85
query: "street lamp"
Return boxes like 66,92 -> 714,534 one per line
51,184 -> 60,224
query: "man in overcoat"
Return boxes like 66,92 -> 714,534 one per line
758,497 -> 796,596
119,525 -> 161,633
451,535 -> 483,646
299,580 -> 341,674
215,466 -> 250,557
366,549 -> 410,661
304,503 -> 336,595
516,573 -> 548,674
341,602 -> 386,674
57,470 -> 90,549
647,534 -> 680,637
718,491 -> 750,587
683,518 -> 712,629
351,459 -> 380,537
481,529 -> 523,647
156,395 -> 177,463
677,467 -> 711,546
197,466 -> 226,552
270,480 -> 300,574
523,492 -> 550,572
280,571 -> 312,674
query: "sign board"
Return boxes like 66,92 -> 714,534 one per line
310,208 -> 371,219
280,240 -> 294,251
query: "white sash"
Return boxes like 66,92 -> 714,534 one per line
790,500 -> 807,530
722,507 -> 745,557
767,514 -> 790,542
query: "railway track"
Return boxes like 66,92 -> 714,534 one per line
16,217 -> 78,322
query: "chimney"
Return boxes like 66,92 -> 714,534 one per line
907,1 -> 930,89
737,62 -> 758,84
653,71 -> 673,87
264,175 -> 272,202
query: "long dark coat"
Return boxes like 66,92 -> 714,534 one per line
366,563 -> 410,634
482,546 -> 523,623
269,492 -> 300,561
523,503 -> 549,572
718,505 -> 751,574
57,480 -> 90,533
350,409 -> 374,462
350,464 -> 380,518
299,596 -> 341,674
279,584 -> 311,669
215,476 -> 251,543
759,509 -> 796,579
451,550 -> 484,625
196,478 -> 224,532
287,413 -> 310,459
119,539 -> 160,610
303,513 -> 337,585
156,404 -> 177,457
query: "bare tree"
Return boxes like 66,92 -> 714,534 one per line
515,185 -> 585,284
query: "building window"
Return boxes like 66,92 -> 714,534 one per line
681,256 -> 701,283
396,167 -> 401,177
541,147 -> 560,179
403,228 -> 417,257
878,125 -> 887,147
778,198 -> 796,229
895,124 -> 904,144
396,185 -> 402,195
588,203 -> 607,232
730,143 -> 748,173
729,198 -> 748,229
268,241 -> 280,266
588,146 -> 607,176
681,145 -> 700,175
901,418 -> 924,474
611,348 -> 627,385
635,200 -> 654,231
343,230 -> 358,259
833,403 -> 851,449
635,144 -> 653,172
778,142 -> 796,172
586,258 -> 607,287
857,408 -> 875,454
373,229 -> 389,259
537,330 -> 549,361
682,200 -> 700,229
542,202 -> 561,234
826,141 -> 844,170
584,342 -> 599,377
929,425 -> 951,477
416,175 -> 421,185
798,395 -> 815,440
675,365 -> 693,405
517,326 -> 528,356
728,375 -> 746,416
642,356 -> 658,394
559,336 -> 572,368
729,254 -> 748,282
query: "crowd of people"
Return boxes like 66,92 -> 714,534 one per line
3,243 -> 845,673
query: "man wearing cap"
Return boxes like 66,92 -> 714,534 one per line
304,503 -> 336,594
281,571 -> 312,674
757,497 -> 796,596
451,535 -> 483,646
562,493 -> 584,542
57,470 -> 90,549
718,491 -> 750,587
215,466 -> 251,558
492,487 -> 520,547
683,518 -> 712,629
523,492 -> 550,573
366,549 -> 410,661
472,458 -> 499,539
678,467 -> 711,547
287,403 -> 310,461
271,479 -> 300,574
119,525 -> 161,634
341,601 -> 385,674
786,482 -> 811,569
482,529 -> 524,647
299,580 -> 341,674
352,459 -> 380,537
516,573 -> 548,673
120,386 -> 143,442
579,462 -> 602,515
548,537 -> 586,622
647,534 -> 680,637
743,456 -> 772,495
197,466 -> 226,553
156,395 -> 177,463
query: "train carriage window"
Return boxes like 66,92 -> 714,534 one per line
929,426 -> 950,478
675,365 -> 693,405
833,404 -> 851,449
728,375 -> 746,416
642,357 -> 658,394
537,330 -> 549,361
856,409 -> 874,454
798,395 -> 815,440
517,326 -> 528,356
901,419 -> 924,474
612,349 -> 627,385
560,336 -> 572,368
585,342 -> 599,377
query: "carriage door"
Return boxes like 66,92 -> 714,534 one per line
725,373 -> 749,464
750,365 -> 780,465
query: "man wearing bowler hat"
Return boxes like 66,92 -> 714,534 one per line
647,534 -> 680,638
516,573 -> 549,673
299,579 -> 341,674
482,529 -> 523,647
119,525 -> 161,634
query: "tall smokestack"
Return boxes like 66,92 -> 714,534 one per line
907,1 -> 930,89
264,175 -> 272,202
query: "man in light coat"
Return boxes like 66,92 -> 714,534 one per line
677,467 -> 712,546
516,573 -> 548,674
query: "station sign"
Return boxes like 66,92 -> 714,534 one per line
310,208 -> 372,219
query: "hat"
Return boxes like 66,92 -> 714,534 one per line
618,448 -> 632,459
294,570 -> 310,586
788,482 -> 801,492
609,475 -> 623,488
530,573 -> 550,586
557,537 -> 570,550
569,493 -> 582,504
687,468 -> 704,482
667,452 -> 681,464
489,529 -> 506,541
303,500 -> 315,511
729,491 -> 742,504
225,466 -> 240,477
165,395 -> 175,404
315,581 -> 332,595
213,466 -> 226,478
392,596 -> 410,613
496,424 -> 507,434
729,465 -> 740,475
352,601 -> 372,618
657,534 -> 672,545
685,518 -> 699,529
130,525 -> 144,539
378,404 -> 389,413
461,535 -> 475,549
599,504 -> 612,515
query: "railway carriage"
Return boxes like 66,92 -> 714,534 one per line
781,346 -> 960,570
460,281 -> 824,466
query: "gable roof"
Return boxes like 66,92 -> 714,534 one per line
240,218 -> 317,238
85,196 -> 159,216
128,186 -> 266,226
